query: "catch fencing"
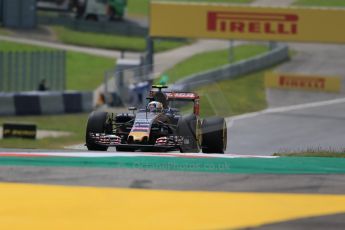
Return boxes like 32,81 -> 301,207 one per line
38,15 -> 148,37
0,50 -> 66,92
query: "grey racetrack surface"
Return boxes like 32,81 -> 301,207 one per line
1,166 -> 345,194
246,213 -> 345,230
227,99 -> 345,155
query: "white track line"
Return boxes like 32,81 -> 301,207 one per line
0,151 -> 277,159
226,97 -> 345,129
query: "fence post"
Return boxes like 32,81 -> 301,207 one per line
54,51 -> 58,90
12,52 -> 20,92
43,51 -> 49,89
62,51 -> 66,91
30,52 -> 35,90
22,52 -> 27,91
35,51 -> 40,90
36,51 -> 44,87
0,52 -> 3,92
48,51 -> 54,90
46,51 -> 51,89
14,52 -> 20,92
55,51 -> 61,90
8,52 -> 13,92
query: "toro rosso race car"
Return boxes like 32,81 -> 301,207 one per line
85,85 -> 227,153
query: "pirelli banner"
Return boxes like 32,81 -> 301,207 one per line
265,72 -> 341,92
150,2 -> 345,43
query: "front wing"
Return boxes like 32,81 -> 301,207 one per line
88,133 -> 185,151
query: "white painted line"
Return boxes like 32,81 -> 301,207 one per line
226,97 -> 345,129
0,151 -> 278,159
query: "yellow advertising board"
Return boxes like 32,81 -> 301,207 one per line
265,72 -> 341,92
150,2 -> 345,43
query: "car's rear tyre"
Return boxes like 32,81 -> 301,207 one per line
86,111 -> 109,151
202,117 -> 227,154
177,114 -> 201,153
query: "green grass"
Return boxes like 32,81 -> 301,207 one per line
294,0 -> 345,7
0,28 -> 11,36
196,69 -> 268,118
0,114 -> 88,149
52,26 -> 189,52
128,0 -> 253,16
274,152 -> 345,158
0,41 -> 52,52
159,44 -> 270,118
161,44 -> 269,84
0,41 -> 114,91
66,52 -> 114,90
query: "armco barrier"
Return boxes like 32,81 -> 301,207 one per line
172,44 -> 289,91
40,92 -> 64,114
0,91 -> 93,116
0,93 -> 15,116
38,16 -> 148,37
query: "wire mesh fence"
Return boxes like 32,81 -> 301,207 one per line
0,50 -> 66,92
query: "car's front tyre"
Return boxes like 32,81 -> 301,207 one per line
86,111 -> 109,151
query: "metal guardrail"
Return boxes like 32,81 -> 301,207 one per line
38,15 -> 148,37
172,44 -> 289,91
0,50 -> 66,92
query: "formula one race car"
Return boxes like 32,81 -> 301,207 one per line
85,85 -> 227,153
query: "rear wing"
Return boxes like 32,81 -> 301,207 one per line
150,85 -> 199,101
165,92 -> 199,101
165,92 -> 200,116
149,87 -> 200,115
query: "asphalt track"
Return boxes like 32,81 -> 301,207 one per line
227,98 -> 345,155
1,166 -> 345,194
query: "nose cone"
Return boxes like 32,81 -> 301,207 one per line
128,132 -> 149,143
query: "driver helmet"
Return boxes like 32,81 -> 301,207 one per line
148,101 -> 163,113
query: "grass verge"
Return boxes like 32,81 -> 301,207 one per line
0,41 -> 114,91
0,27 -> 11,36
52,26 -> 189,52
294,0 -> 345,7
0,114 -> 88,149
274,152 -> 345,158
196,68 -> 268,118
193,47 -> 295,117
160,44 -> 269,84
128,0 -> 253,16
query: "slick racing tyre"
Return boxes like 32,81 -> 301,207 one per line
202,117 -> 227,154
86,111 -> 109,151
177,114 -> 201,153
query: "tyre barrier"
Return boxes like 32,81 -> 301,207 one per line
0,91 -> 93,116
